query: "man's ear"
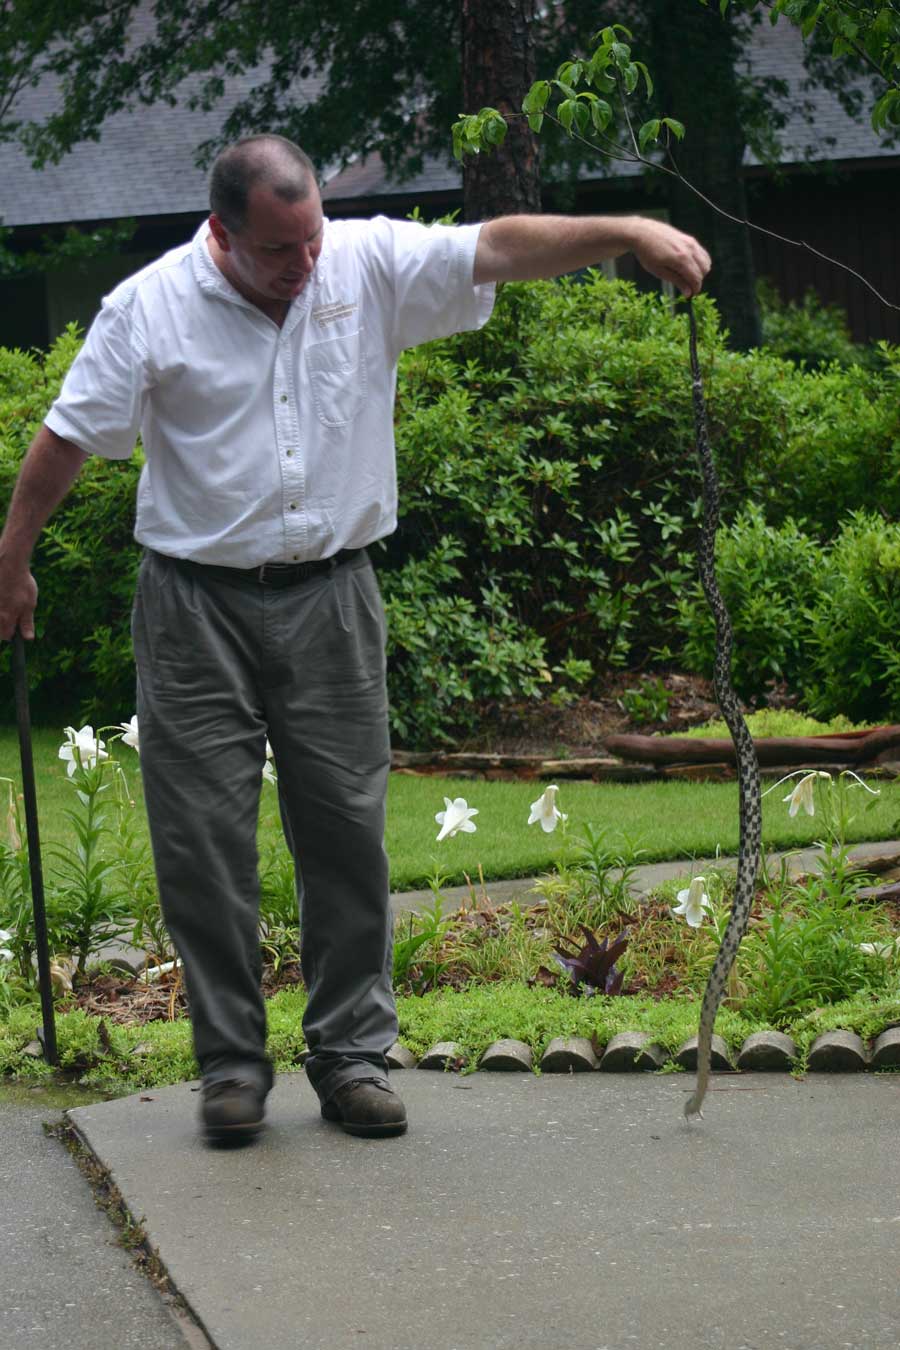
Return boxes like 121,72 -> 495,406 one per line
208,214 -> 232,253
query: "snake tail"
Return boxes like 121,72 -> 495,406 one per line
683,302 -> 763,1121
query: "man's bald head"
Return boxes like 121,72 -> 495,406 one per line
209,135 -> 317,233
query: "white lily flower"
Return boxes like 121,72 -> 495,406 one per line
783,771 -> 831,818
262,739 -> 277,785
118,715 -> 140,753
435,796 -> 478,842
527,784 -> 568,833
58,726 -> 108,777
673,876 -> 712,928
0,927 -> 13,962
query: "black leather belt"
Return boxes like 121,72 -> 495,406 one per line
161,547 -> 363,588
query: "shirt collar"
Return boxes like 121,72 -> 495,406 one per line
191,220 -> 235,300
191,217 -> 331,321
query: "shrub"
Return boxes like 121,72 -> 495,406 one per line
675,508 -> 900,723
0,329 -> 141,723
801,512 -> 900,722
674,504 -> 824,699
386,276 -> 762,736
379,536 -> 550,744
755,361 -> 900,538
756,279 -> 875,372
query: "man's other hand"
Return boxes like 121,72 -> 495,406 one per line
0,563 -> 38,641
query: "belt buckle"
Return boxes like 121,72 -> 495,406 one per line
257,562 -> 287,584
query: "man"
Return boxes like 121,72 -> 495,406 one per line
0,135 -> 710,1145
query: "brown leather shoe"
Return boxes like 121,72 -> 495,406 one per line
200,1079 -> 266,1146
321,1078 -> 408,1137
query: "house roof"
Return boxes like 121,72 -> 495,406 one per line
2,17 -> 895,230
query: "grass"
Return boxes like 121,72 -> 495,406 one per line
4,983 -> 900,1094
2,727 -> 899,893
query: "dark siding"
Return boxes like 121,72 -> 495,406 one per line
746,165 -> 900,343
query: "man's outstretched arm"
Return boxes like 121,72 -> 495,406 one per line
473,214 -> 712,297
0,425 -> 88,640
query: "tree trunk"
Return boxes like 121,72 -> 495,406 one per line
461,0 -> 541,221
649,2 -> 762,350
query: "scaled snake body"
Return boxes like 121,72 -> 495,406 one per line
683,300 -> 762,1119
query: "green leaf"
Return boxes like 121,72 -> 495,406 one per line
557,99 -> 575,134
634,60 -> 654,97
483,114 -> 508,147
623,63 -> 639,95
521,80 -> 550,115
590,99 -> 613,133
587,47 -> 614,88
556,60 -> 584,87
527,112 -> 544,134
872,88 -> 900,132
638,118 -> 661,153
661,116 -> 685,140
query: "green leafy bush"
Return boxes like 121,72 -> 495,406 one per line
755,361 -> 900,538
757,279 -> 875,372
675,509 -> 900,723
802,512 -> 900,723
386,277 -> 759,738
675,504 -> 824,698
0,327 -> 141,723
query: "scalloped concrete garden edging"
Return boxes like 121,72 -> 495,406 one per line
386,1028 -> 900,1075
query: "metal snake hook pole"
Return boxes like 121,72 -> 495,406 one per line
11,630 -> 58,1065
683,300 -> 761,1120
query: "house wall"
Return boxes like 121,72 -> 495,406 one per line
45,252 -> 157,344
746,164 -> 900,344
0,275 -> 48,350
0,214 -> 204,351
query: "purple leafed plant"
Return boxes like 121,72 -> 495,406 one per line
552,925 -> 629,997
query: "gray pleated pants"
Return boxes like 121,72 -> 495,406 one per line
131,548 -> 397,1105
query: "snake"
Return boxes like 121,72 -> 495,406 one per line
682,300 -> 763,1120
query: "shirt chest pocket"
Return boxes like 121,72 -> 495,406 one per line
305,328 -> 367,428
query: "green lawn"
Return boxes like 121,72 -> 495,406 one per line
1,726 -> 898,893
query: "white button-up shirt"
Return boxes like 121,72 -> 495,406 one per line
45,216 -> 495,566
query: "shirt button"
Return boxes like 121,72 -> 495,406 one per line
286,450 -> 294,457
280,394 -> 288,403
289,502 -> 297,510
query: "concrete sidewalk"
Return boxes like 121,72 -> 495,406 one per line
1,1087 -> 204,1349
392,837 -> 900,915
66,1071 -> 900,1350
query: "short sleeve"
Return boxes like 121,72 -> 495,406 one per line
44,295 -> 147,460
370,218 -> 495,356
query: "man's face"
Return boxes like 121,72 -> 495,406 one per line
210,180 -> 325,305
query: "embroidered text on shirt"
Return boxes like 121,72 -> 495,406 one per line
312,301 -> 359,326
